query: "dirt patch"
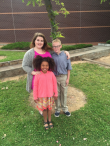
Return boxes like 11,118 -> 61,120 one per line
29,86 -> 86,114
0,56 -> 6,60
95,55 -> 110,64
0,74 -> 27,82
71,60 -> 88,65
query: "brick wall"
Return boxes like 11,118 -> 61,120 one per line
0,0 -> 110,44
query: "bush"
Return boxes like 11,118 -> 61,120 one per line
1,42 -> 31,50
106,40 -> 110,44
1,42 -> 92,51
61,44 -> 92,51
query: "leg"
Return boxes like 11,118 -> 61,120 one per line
55,77 -> 61,112
60,75 -> 68,112
48,109 -> 51,122
47,109 -> 53,128
43,109 -> 48,122
43,109 -> 49,130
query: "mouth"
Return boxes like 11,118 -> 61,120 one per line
43,69 -> 47,71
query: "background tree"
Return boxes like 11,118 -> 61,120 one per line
22,0 -> 69,40
100,0 -> 110,4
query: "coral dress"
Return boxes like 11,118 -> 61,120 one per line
33,71 -> 58,111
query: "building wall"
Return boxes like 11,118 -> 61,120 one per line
0,0 -> 110,44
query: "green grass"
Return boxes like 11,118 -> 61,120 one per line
0,64 -> 110,146
0,51 -> 25,62
1,42 -> 92,51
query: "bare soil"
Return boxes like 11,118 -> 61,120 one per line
0,56 -> 6,60
1,55 -> 110,113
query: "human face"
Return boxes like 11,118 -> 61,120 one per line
41,61 -> 49,73
35,36 -> 44,49
52,42 -> 62,54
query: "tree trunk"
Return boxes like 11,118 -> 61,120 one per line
43,0 -> 57,40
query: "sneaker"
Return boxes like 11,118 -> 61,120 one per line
64,111 -> 71,117
54,112 -> 60,117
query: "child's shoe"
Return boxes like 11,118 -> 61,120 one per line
54,111 -> 60,117
64,111 -> 71,117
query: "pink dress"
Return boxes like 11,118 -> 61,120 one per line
33,71 -> 58,111
31,51 -> 52,89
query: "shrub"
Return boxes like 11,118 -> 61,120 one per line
1,42 -> 92,51
106,40 -> 110,44
1,42 -> 31,50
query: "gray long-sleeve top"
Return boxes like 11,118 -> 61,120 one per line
22,48 -> 35,93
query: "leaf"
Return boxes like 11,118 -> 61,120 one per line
26,1 -> 32,6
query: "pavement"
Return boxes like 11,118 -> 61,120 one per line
0,45 -> 110,78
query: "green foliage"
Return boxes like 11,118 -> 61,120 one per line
1,42 -> 93,51
106,40 -> 110,44
0,64 -> 110,145
22,0 -> 69,39
1,42 -> 30,50
100,0 -> 110,4
61,44 -> 93,51
25,0 -> 44,7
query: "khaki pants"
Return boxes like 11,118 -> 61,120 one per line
55,75 -> 68,112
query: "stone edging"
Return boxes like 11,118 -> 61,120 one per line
0,59 -> 22,67
98,43 -> 110,47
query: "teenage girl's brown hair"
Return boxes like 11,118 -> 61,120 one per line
30,32 -> 52,51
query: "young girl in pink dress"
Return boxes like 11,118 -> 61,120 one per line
33,55 -> 58,130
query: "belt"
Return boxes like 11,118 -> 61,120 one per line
56,74 -> 67,77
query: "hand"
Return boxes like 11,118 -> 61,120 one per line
34,99 -> 39,103
53,96 -> 58,100
64,51 -> 70,59
31,71 -> 41,75
66,79 -> 69,86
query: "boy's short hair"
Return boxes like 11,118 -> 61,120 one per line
52,39 -> 61,45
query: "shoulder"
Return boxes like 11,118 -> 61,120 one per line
47,71 -> 54,75
24,48 -> 34,57
61,51 -> 66,56
23,48 -> 34,59
34,73 -> 42,80
46,51 -> 51,55
25,48 -> 34,54
51,52 -> 57,58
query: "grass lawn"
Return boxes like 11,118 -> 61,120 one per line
0,63 -> 110,146
0,51 -> 25,62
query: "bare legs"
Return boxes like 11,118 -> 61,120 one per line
43,109 -> 53,129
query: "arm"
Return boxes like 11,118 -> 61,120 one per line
66,70 -> 70,86
22,51 -> 33,74
52,73 -> 58,100
64,51 -> 70,59
33,75 -> 38,102
66,59 -> 72,86
22,50 -> 40,75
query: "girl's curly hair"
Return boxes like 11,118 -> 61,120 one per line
33,55 -> 55,71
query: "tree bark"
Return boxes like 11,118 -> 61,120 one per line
43,0 -> 57,40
